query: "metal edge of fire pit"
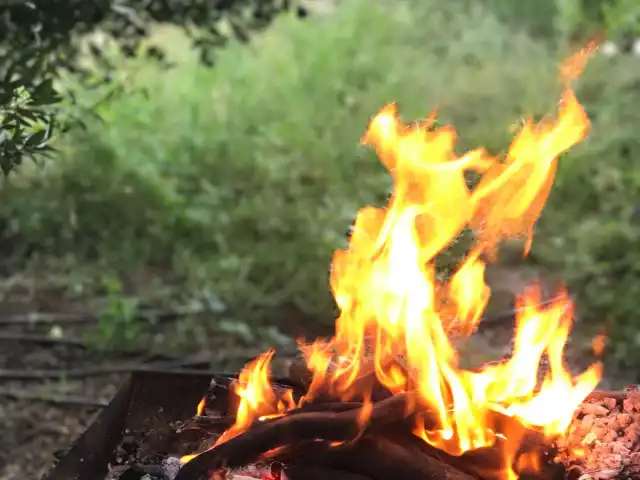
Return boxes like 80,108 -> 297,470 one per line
42,376 -> 132,480
42,370 -> 214,480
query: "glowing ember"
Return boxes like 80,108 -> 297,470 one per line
182,44 -> 603,479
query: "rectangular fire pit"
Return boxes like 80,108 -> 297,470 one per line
42,366 -> 304,480
43,357 -> 640,480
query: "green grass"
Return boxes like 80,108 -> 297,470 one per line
1,0 -> 639,362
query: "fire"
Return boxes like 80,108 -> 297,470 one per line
214,350 -> 296,446
183,46 -> 603,479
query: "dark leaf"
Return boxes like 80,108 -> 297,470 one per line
24,129 -> 49,148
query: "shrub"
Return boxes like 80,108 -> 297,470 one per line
0,0 -> 292,175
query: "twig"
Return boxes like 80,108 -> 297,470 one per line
0,346 -> 302,381
0,305 -> 207,326
0,387 -> 108,408
0,332 -> 88,348
0,355 -> 217,380
185,402 -> 363,432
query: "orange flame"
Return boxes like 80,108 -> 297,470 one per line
196,396 -> 206,417
182,47 -> 603,479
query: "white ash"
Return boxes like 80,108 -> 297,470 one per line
162,457 -> 183,480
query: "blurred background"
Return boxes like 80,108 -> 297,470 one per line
1,0 -> 639,477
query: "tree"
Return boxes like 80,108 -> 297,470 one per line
0,0 -> 296,175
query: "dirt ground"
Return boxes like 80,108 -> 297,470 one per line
0,270 -> 322,480
0,266 -> 635,480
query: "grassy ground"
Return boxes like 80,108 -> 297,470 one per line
1,1 -> 640,476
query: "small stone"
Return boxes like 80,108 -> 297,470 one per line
581,414 -> 596,430
592,467 -> 623,479
592,426 -> 608,441
605,417 -> 619,431
162,457 -> 183,480
582,403 -> 610,416
601,453 -> 623,469
623,425 -> 639,443
623,399 -> 634,413
617,413 -> 632,428
609,442 -> 630,456
603,397 -> 617,410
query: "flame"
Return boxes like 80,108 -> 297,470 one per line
196,396 -> 206,417
215,349 -> 295,446
183,47 -> 603,479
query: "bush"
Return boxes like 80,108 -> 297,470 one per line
1,0 -> 639,363
0,0 -> 292,175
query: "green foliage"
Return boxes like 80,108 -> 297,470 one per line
0,50 -> 61,175
601,0 -> 640,40
483,0 -> 640,46
0,0 -> 293,174
2,0 -> 553,322
553,0 -> 640,44
0,73 -> 59,175
86,276 -> 142,353
480,0 -> 559,40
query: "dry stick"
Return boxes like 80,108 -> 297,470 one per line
174,392 -> 417,480
188,402 -> 363,432
0,349 -> 281,381
0,306 -> 207,326
0,387 -> 108,408
0,312 -> 93,326
0,332 -> 88,348
0,355 -> 218,380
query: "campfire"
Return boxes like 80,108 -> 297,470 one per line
47,44 -> 640,480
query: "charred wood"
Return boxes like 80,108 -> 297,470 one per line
174,392 -> 416,480
281,435 -> 478,480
